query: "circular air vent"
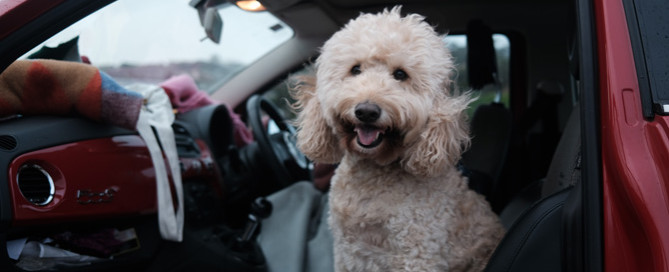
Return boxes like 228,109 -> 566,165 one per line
17,164 -> 55,206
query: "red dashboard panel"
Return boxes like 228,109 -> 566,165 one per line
8,135 -> 158,225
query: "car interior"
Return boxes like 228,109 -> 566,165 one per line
0,0 -> 597,271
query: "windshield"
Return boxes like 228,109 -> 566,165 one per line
21,0 -> 294,93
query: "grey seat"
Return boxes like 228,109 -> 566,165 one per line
462,102 -> 512,200
484,106 -> 581,272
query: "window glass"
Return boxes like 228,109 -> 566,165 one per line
445,34 -> 511,117
22,0 -> 294,93
263,69 -> 309,121
625,0 -> 669,116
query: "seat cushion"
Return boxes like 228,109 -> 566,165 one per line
485,188 -> 570,272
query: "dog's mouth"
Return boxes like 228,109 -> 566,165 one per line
354,125 -> 386,149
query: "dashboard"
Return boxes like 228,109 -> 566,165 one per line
0,103 -> 237,227
0,102 -> 284,270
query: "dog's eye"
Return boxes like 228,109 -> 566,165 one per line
350,65 -> 361,75
393,69 -> 409,81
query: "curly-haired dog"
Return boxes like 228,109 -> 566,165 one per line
292,7 -> 505,271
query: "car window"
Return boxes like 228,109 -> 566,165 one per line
264,34 -> 511,119
447,34 -> 511,117
623,0 -> 669,117
21,0 -> 294,94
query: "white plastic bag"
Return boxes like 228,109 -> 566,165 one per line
128,83 -> 184,242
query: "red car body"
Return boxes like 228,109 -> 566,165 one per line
596,0 -> 669,270
0,0 -> 64,40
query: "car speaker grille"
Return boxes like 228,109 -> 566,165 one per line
0,135 -> 17,151
17,164 -> 55,206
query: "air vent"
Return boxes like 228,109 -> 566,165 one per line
0,135 -> 17,151
17,164 -> 55,206
173,124 -> 200,158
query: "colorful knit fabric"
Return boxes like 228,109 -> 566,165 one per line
0,59 -> 143,130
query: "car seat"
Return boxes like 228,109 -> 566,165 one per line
484,106 -> 581,271
462,102 -> 512,200
461,20 -> 512,201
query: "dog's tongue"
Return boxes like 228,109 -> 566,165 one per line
354,125 -> 384,146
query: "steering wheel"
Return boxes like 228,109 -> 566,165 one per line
246,95 -> 311,188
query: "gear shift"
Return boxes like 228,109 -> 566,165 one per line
238,197 -> 273,243
222,197 -> 272,272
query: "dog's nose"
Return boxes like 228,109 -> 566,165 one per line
355,102 -> 381,123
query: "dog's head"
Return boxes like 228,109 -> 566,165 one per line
292,6 -> 473,178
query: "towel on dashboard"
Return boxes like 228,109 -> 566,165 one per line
0,59 -> 143,129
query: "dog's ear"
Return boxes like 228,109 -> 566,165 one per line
290,75 -> 344,163
401,93 -> 472,178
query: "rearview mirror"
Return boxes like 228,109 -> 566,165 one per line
203,7 -> 222,44
190,0 -> 224,44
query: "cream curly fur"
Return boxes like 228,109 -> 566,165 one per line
292,7 -> 505,271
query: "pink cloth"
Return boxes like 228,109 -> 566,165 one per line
160,74 -> 253,147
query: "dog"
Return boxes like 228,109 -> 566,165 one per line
291,7 -> 505,271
